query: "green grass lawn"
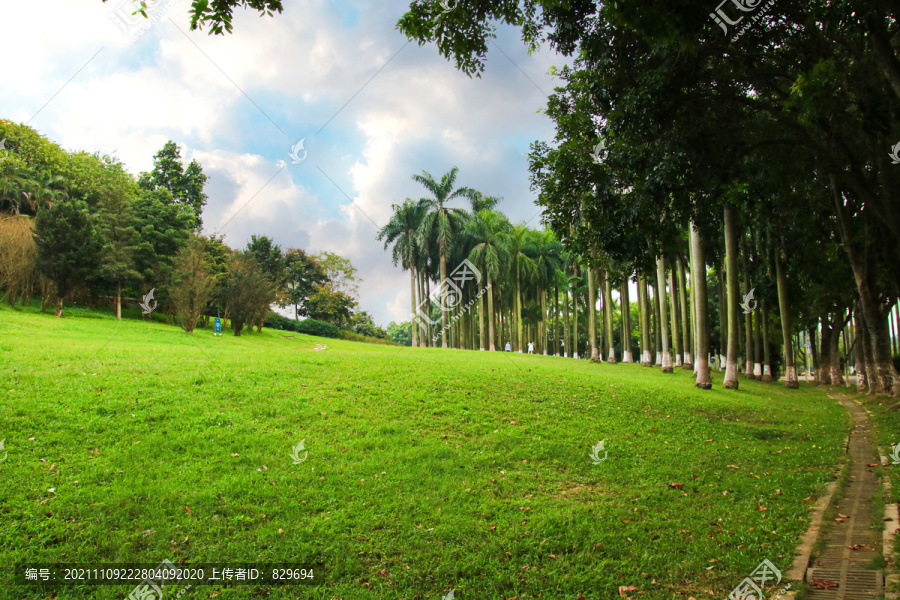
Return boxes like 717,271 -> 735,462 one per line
0,303 -> 850,600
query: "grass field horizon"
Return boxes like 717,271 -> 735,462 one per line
1,302 -> 852,599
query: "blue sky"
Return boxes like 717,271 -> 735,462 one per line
0,0 -> 570,326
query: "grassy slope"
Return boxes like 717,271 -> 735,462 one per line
0,304 -> 849,600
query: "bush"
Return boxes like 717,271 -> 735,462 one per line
339,329 -> 399,345
264,312 -> 297,331
297,318 -> 340,338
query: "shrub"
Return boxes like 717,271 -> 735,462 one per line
264,312 -> 297,332
339,329 -> 399,345
297,318 -> 340,338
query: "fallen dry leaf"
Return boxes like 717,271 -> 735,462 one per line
727,465 -> 740,469
619,586 -> 638,597
757,506 -> 767,511
669,483 -> 685,488
185,506 -> 191,514
811,578 -> 838,589
849,544 -> 875,551
838,513 -> 850,518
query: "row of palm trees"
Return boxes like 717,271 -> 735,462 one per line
0,163 -> 69,216
378,168 -> 685,366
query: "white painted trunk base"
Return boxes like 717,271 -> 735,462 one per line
622,350 -> 633,363
753,363 -> 762,377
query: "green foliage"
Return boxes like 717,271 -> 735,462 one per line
0,119 -> 69,175
131,188 -> 194,306
223,253 -> 276,336
306,284 -> 357,327
284,247 -> 328,319
172,236 -> 217,333
312,250 -> 361,300
32,198 -> 102,314
138,140 -> 208,230
295,317 -> 339,338
387,320 -> 413,346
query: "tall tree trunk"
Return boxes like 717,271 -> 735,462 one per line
688,233 -> 700,375
830,315 -> 845,386
55,295 -> 63,318
677,255 -> 692,369
718,267 -> 727,369
652,282 -> 661,365
541,291 -> 548,355
775,252 -> 798,388
820,321 -> 834,385
638,275 -> 652,366
753,302 -> 763,379
760,286 -> 773,380
655,256 -> 674,373
604,272 -> 617,362
554,286 -> 560,356
563,288 -> 571,358
810,327 -> 821,383
690,222 -> 712,389
668,267 -> 682,367
515,267 -> 523,353
116,282 -> 122,321
854,309 -> 867,390
741,241 -> 755,379
439,254 -> 448,349
588,266 -> 599,360
477,275 -> 485,350
572,284 -> 580,359
894,302 -> 900,355
723,206 -> 741,389
621,275 -> 633,363
410,267 -> 419,348
832,176 -> 900,395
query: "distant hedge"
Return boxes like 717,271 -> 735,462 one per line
264,312 -> 339,338
297,319 -> 339,338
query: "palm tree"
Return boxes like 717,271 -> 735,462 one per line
466,210 -> 511,351
377,198 -> 428,347
530,230 -> 563,355
413,167 -> 480,349
506,223 -> 538,352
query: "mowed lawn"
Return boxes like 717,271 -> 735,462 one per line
0,304 -> 849,600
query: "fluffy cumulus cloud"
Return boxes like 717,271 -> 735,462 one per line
0,0 -> 568,327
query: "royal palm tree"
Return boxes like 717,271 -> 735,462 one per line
378,198 -> 429,348
413,167 -> 480,348
466,210 -> 511,351
529,229 -> 563,355
506,223 -> 538,352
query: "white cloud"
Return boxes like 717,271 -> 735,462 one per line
0,0 -> 569,327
